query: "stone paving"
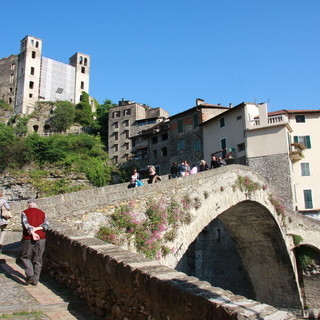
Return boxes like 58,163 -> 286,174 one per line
0,231 -> 99,320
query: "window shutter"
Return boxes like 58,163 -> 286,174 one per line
306,136 -> 311,149
294,136 -> 298,143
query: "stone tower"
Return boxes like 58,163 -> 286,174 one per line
15,35 -> 42,114
69,53 -> 90,104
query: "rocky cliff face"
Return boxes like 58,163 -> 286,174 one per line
0,166 -> 93,201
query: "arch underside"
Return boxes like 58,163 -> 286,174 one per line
176,200 -> 302,308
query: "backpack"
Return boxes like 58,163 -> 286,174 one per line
1,203 -> 12,220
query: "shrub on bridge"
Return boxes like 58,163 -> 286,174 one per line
96,198 -> 192,260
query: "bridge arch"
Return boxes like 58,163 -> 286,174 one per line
175,200 -> 301,308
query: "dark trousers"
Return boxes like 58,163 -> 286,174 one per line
21,239 -> 46,283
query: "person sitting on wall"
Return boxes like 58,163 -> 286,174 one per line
169,162 -> 178,179
190,164 -> 198,175
128,168 -> 140,188
210,155 -> 220,169
147,165 -> 161,184
199,160 -> 209,171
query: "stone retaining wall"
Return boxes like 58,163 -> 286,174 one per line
43,229 -> 297,320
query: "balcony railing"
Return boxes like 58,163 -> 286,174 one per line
250,114 -> 288,128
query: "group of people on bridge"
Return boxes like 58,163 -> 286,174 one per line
127,155 -> 226,188
169,155 -> 226,179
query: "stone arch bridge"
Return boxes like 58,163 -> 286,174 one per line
10,165 -> 320,319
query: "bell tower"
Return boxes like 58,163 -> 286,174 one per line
69,52 -> 90,104
15,35 -> 42,114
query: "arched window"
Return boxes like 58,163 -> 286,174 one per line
79,56 -> 83,64
35,41 -> 39,48
84,58 -> 88,66
32,51 -> 36,59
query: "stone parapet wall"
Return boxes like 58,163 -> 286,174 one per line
43,229 -> 297,320
247,153 -> 294,210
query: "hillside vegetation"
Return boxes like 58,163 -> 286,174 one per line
0,121 -> 117,197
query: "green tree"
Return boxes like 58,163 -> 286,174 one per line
14,115 -> 30,136
91,99 -> 116,146
52,101 -> 76,132
75,91 -> 93,126
0,123 -> 17,171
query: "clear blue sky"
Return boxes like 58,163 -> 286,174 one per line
2,0 -> 320,115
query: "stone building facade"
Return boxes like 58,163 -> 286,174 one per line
0,35 -> 90,115
127,99 -> 229,175
108,99 -> 169,165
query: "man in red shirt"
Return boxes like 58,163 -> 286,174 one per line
21,198 -> 49,286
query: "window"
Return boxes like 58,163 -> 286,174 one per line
29,81 -> 34,89
178,119 -> 183,133
124,142 -> 129,150
161,147 -> 168,157
303,190 -> 313,209
125,109 -> 131,116
81,67 -> 85,74
113,111 -> 121,118
193,114 -> 199,127
114,132 -> 118,140
113,122 -> 119,129
295,115 -> 305,123
10,74 -> 14,83
114,144 -> 118,152
220,117 -> 225,128
236,115 -> 242,120
81,81 -> 84,89
194,140 -> 201,152
153,150 -> 157,159
221,138 -> 227,158
29,94 -> 33,98
162,133 -> 168,141
124,130 -> 129,139
294,136 -> 311,149
237,143 -> 245,152
31,51 -> 36,59
113,156 -> 118,164
84,58 -> 88,66
11,63 -> 16,70
300,163 -> 310,176
152,137 -> 158,144
79,56 -> 83,64
35,41 -> 39,48
30,67 -> 35,75
124,120 -> 129,126
177,139 -> 185,151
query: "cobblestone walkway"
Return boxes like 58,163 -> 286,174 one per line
0,231 -> 99,320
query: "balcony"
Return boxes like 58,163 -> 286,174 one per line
250,114 -> 289,128
289,142 -> 306,163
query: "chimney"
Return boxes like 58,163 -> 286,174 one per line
196,98 -> 205,106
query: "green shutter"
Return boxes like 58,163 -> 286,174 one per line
294,136 -> 298,143
306,136 -> 311,149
